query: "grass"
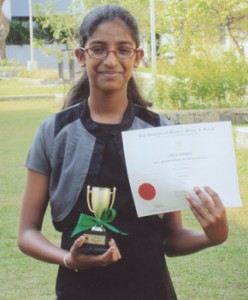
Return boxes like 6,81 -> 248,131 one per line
167,126 -> 248,299
0,100 -> 61,299
0,79 -> 70,96
0,98 -> 247,299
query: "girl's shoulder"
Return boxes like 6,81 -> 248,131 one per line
40,102 -> 84,137
134,104 -> 172,127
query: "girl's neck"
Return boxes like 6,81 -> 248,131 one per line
88,91 -> 128,124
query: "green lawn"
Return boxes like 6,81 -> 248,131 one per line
0,79 -> 70,96
0,99 -> 247,299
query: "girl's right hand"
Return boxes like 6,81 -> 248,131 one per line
65,236 -> 122,271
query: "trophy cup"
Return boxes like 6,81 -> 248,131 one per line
71,185 -> 118,255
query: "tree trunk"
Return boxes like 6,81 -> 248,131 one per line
0,0 -> 10,60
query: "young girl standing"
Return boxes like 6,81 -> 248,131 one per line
18,5 -> 228,300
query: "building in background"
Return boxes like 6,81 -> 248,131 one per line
3,0 -> 72,19
3,0 -> 76,70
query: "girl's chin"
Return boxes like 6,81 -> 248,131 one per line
94,81 -> 125,92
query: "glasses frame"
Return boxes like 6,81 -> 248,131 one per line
79,47 -> 139,60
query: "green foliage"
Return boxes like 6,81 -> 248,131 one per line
0,59 -> 22,67
83,0 -> 151,35
140,53 -> 248,109
6,20 -> 30,45
33,19 -> 54,42
189,54 -> 248,107
33,0 -> 84,51
139,76 -> 170,109
168,79 -> 191,109
157,0 -> 248,58
17,0 -> 248,110
30,0 -> 248,59
151,0 -> 248,109
6,19 -> 54,46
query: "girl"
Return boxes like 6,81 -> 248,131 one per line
18,5 -> 228,300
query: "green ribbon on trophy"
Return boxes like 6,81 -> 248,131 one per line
71,208 -> 127,237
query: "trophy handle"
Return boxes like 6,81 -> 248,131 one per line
109,187 -> 116,209
87,185 -> 94,214
87,185 -> 116,217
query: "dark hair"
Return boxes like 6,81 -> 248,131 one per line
64,5 -> 148,108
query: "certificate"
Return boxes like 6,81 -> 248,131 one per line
122,121 -> 242,217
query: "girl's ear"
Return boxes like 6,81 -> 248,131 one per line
134,48 -> 144,68
75,48 -> 86,68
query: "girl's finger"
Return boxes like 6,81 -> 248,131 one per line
203,186 -> 224,209
71,236 -> 86,255
193,186 -> 215,214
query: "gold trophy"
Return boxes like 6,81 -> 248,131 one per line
72,185 -> 117,255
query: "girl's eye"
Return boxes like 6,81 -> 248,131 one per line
118,48 -> 133,55
91,47 -> 106,54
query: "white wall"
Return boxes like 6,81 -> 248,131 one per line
2,0 -> 11,19
10,0 -> 72,18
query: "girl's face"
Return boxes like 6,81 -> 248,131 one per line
75,20 -> 144,95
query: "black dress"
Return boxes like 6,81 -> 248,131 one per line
53,102 -> 177,300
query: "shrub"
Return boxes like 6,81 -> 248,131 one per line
0,59 -> 22,67
138,52 -> 248,109
6,20 -> 30,45
188,53 -> 248,108
6,19 -> 54,46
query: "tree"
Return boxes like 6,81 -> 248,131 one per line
157,0 -> 248,59
33,0 -> 85,48
0,0 -> 10,59
34,0 -> 151,50
148,0 -> 248,109
32,0 -> 248,109
32,0 -> 248,60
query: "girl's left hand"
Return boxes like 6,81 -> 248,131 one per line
67,236 -> 122,271
186,186 -> 228,245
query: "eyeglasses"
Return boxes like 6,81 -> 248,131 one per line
79,46 -> 138,60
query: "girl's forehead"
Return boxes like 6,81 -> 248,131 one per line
86,20 -> 135,45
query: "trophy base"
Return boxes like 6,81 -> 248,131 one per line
78,244 -> 109,255
77,230 -> 110,255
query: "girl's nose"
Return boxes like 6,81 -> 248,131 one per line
103,51 -> 118,66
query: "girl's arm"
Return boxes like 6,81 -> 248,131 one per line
18,169 -> 122,270
18,169 -> 68,265
162,186 -> 228,257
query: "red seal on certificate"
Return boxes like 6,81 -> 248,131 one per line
138,183 -> 156,201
